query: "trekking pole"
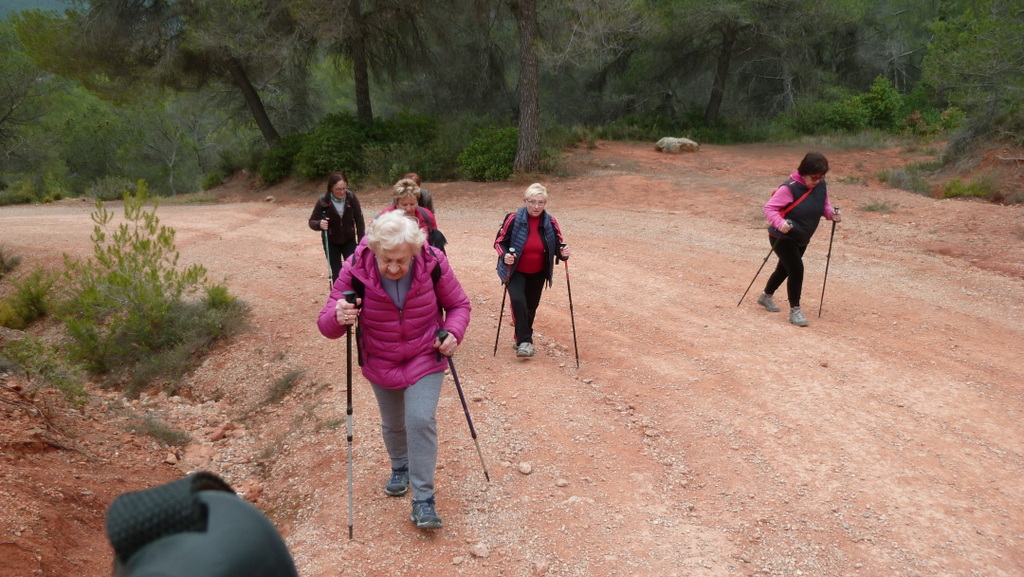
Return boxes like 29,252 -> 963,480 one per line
342,290 -> 357,539
322,209 -> 333,291
492,248 -> 516,356
559,244 -> 580,369
818,207 -> 839,318
737,220 -> 790,307
436,329 -> 490,482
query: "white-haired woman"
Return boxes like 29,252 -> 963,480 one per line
493,183 -> 570,358
318,211 -> 471,530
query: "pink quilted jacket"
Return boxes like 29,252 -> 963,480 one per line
317,241 -> 471,389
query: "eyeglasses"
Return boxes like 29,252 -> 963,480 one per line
805,174 -> 826,181
526,200 -> 547,207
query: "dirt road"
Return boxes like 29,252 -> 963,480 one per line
2,141 -> 1023,577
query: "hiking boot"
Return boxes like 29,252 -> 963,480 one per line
384,468 -> 409,496
516,342 -> 534,358
410,498 -> 442,529
789,307 -> 809,327
757,292 -> 780,312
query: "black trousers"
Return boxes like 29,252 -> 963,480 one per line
507,270 -> 546,345
324,237 -> 357,283
763,237 -> 808,308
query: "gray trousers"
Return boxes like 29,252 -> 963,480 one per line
371,371 -> 444,501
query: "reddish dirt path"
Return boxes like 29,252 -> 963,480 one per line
2,141 -> 1023,577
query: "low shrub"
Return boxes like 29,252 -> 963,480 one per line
57,185 -> 248,395
86,176 -> 137,201
259,133 -> 306,184
128,416 -> 192,447
942,177 -> 996,200
0,182 -> 39,206
293,113 -> 370,180
458,126 -> 518,181
1,266 -> 56,328
0,336 -> 87,406
0,246 -> 21,279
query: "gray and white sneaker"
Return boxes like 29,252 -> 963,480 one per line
516,342 -> 534,358
410,498 -> 442,529
757,292 -> 780,312
789,307 -> 809,327
384,468 -> 409,496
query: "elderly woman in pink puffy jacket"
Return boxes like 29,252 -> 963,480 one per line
318,210 -> 471,531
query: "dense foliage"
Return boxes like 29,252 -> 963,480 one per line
0,0 -> 1019,198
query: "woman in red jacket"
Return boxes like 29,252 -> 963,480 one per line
318,211 -> 471,530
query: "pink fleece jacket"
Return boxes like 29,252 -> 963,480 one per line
317,241 -> 471,389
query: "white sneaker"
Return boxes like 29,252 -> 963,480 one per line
516,342 -> 534,357
757,292 -> 780,312
789,307 -> 809,327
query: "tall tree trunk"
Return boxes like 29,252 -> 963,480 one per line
347,0 -> 373,126
512,0 -> 541,174
223,56 -> 281,145
704,25 -> 739,126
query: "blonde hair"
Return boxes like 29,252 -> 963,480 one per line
392,178 -> 421,204
524,183 -> 548,201
367,210 -> 426,253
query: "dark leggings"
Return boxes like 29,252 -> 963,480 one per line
324,238 -> 357,282
507,271 -> 546,345
763,237 -> 807,308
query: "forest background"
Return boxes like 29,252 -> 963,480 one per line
0,0 -> 1022,203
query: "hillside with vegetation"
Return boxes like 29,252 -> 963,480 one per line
1,0 -> 1022,205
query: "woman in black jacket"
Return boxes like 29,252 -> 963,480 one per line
308,171 -> 366,283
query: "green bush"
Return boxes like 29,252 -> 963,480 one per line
0,180 -> 40,206
259,133 -> 306,184
458,126 -> 519,181
0,336 -> 87,406
942,177 -> 995,200
1,266 -> 56,328
370,113 -> 440,148
862,76 -> 903,130
55,184 -> 247,394
293,113 -> 370,180
201,172 -> 225,190
87,176 -> 137,201
0,246 -> 22,279
787,89 -> 870,134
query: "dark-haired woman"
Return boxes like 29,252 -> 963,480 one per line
308,172 -> 365,282
756,152 -> 842,327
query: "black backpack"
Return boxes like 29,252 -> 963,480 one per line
417,206 -> 448,253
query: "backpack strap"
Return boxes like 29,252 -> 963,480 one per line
416,206 -> 434,233
777,179 -> 812,219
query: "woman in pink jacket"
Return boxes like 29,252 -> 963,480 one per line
318,211 -> 471,530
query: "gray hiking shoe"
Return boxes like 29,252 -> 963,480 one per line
410,498 -> 442,529
789,307 -> 809,327
516,342 -> 534,358
384,468 -> 409,496
757,292 -> 780,312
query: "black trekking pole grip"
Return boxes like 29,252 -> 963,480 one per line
436,328 -> 490,482
435,328 -> 449,361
